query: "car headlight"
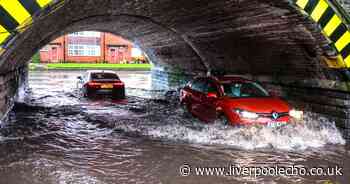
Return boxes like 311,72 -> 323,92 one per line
289,109 -> 303,120
234,109 -> 259,119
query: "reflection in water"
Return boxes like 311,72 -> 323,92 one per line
0,70 -> 348,184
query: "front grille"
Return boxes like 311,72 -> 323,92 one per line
258,112 -> 289,119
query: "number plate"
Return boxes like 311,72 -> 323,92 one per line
267,121 -> 287,128
101,84 -> 113,89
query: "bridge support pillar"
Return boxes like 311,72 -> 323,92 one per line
0,65 -> 28,123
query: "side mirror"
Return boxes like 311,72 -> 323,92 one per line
77,76 -> 83,80
207,92 -> 218,98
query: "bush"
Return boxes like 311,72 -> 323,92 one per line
31,52 -> 41,63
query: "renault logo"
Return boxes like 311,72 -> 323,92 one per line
272,112 -> 279,120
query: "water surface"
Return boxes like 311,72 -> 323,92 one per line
0,70 -> 348,184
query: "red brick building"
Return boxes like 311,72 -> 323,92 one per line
40,31 -> 145,63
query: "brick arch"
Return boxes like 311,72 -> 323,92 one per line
0,0 -> 349,79
0,0 -> 350,137
7,14 -> 208,74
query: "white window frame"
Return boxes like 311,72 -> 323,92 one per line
68,31 -> 101,37
68,44 -> 101,56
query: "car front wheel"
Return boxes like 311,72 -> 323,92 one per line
218,114 -> 230,126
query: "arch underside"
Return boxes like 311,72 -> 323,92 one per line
0,0 -> 348,81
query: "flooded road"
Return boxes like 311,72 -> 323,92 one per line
0,70 -> 349,184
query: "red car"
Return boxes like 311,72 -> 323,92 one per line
180,76 -> 301,127
78,70 -> 125,98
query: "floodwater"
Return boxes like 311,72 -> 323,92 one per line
0,70 -> 348,184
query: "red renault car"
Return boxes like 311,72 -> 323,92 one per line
180,76 -> 302,127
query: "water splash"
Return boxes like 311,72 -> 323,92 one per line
23,69 -> 348,151
113,110 -> 346,151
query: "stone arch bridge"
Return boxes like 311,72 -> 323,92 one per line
0,0 -> 350,138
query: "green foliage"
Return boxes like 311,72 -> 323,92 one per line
46,63 -> 152,70
31,52 -> 41,63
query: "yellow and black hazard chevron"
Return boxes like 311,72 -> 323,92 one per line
0,0 -> 52,52
0,0 -> 349,69
295,0 -> 350,68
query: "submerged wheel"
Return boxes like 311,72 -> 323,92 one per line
112,88 -> 126,99
186,103 -> 193,113
181,101 -> 193,117
218,114 -> 230,125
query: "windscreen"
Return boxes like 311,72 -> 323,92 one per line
222,81 -> 269,98
91,73 -> 119,80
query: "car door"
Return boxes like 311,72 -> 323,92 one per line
189,78 -> 219,122
188,78 -> 206,117
200,80 -> 220,122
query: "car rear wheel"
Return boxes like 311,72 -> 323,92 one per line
112,88 -> 125,99
181,101 -> 193,117
113,93 -> 125,99
86,89 -> 96,98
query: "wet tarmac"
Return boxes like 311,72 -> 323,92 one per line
0,70 -> 348,184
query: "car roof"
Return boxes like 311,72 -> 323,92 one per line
87,70 -> 117,74
193,75 -> 252,83
191,75 -> 254,85
215,76 -> 251,83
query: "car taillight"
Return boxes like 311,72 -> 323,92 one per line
87,82 -> 101,88
113,82 -> 124,87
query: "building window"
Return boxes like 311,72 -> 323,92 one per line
40,46 -> 49,52
68,44 -> 101,56
68,31 -> 101,37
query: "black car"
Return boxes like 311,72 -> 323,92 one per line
78,70 -> 125,98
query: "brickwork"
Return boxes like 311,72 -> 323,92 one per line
0,0 -> 349,139
0,67 -> 26,123
39,33 -> 134,63
263,82 -> 350,139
